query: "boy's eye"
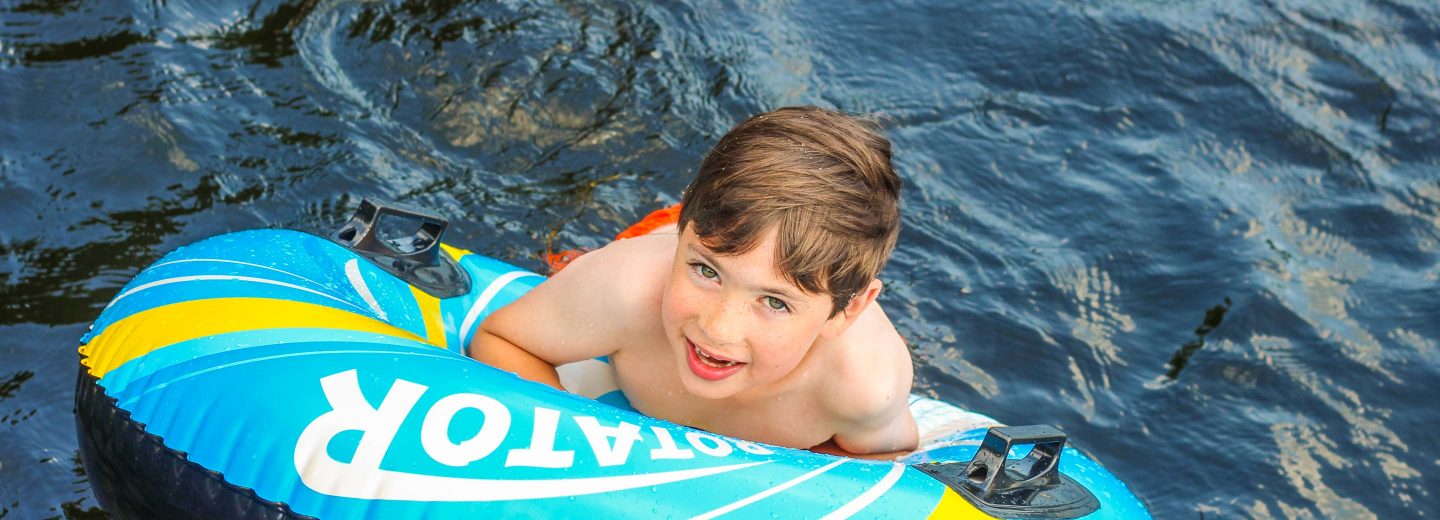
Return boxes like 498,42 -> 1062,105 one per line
764,296 -> 789,312
697,264 -> 718,279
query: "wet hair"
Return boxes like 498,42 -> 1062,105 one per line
678,106 -> 901,316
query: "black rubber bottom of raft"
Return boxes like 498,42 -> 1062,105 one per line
74,364 -> 315,520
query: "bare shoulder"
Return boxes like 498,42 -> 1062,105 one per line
820,303 -> 913,425
481,231 -> 675,365
550,231 -> 676,332
812,302 -> 917,454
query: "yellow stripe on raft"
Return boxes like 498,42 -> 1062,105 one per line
927,487 -> 992,519
410,285 -> 445,347
79,297 -> 427,380
439,243 -> 471,260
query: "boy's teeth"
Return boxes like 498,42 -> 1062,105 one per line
693,343 -> 738,368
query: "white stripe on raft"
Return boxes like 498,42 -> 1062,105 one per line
820,463 -> 906,520
690,459 -> 850,520
117,349 -> 459,410
107,275 -> 371,315
148,258 -> 334,294
458,270 -> 545,348
345,259 -> 387,320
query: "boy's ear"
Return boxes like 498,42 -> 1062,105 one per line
820,279 -> 883,339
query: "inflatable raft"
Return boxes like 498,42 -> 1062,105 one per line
76,200 -> 1149,518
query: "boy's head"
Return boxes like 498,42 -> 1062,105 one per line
678,106 -> 901,316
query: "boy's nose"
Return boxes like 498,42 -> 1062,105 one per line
699,298 -> 746,346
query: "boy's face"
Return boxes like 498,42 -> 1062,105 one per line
660,225 -> 848,401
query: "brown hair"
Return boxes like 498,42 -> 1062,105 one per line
678,106 -> 901,316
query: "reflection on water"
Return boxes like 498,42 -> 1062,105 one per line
2,0 -> 1438,517
1048,261 -> 1136,370
1247,328 -> 1419,515
1272,421 -> 1376,518
1256,204 -> 1394,381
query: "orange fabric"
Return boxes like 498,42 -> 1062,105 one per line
546,204 -> 682,275
544,249 -> 589,275
614,204 -> 683,240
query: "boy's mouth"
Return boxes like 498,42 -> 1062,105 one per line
685,338 -> 746,381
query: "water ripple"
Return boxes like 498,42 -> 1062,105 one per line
2,0 -> 1438,517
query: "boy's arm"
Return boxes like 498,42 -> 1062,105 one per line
816,307 -> 918,459
810,410 -> 918,460
469,238 -> 658,387
824,397 -> 919,459
472,329 -> 564,389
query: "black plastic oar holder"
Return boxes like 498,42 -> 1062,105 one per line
913,425 -> 1100,519
332,198 -> 471,298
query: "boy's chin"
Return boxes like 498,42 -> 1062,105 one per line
676,368 -> 747,400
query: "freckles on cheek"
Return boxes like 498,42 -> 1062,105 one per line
673,291 -> 699,313
758,331 -> 801,370
663,287 -> 700,324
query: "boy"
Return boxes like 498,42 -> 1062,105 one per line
471,106 -> 916,458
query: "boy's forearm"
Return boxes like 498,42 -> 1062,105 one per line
470,330 -> 565,390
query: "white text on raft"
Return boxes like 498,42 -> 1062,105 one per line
296,369 -> 775,471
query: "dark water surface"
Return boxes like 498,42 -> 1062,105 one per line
3,0 -> 1438,517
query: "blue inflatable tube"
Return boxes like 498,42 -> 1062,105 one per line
76,225 -> 1149,519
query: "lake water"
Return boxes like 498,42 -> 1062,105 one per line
2,0 -> 1437,518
